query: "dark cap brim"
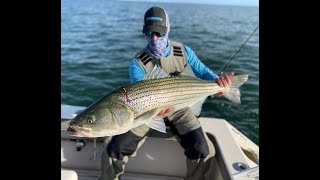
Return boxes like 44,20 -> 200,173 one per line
143,25 -> 167,35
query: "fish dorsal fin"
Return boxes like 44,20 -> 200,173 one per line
146,116 -> 167,133
189,97 -> 207,116
143,65 -> 170,80
179,64 -> 196,77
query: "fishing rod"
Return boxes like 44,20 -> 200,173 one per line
217,24 -> 259,76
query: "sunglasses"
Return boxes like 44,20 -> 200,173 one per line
145,31 -> 165,38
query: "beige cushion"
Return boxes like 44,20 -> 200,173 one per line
61,169 -> 78,180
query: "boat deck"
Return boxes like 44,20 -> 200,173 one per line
62,169 -> 184,180
61,105 -> 259,180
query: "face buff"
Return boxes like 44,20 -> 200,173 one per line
146,11 -> 171,59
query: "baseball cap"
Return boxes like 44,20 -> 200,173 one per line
142,7 -> 168,35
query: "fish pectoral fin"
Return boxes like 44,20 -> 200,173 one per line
133,108 -> 170,133
146,116 -> 167,133
132,109 -> 159,129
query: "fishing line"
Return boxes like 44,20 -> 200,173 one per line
217,24 -> 259,76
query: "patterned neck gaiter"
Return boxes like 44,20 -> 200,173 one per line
146,11 -> 170,59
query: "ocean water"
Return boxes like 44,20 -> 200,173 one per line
61,0 -> 259,144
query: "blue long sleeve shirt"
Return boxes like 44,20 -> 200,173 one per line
129,45 -> 219,83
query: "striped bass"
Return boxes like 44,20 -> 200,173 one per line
67,65 -> 248,137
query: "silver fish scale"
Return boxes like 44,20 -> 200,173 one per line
113,76 -> 221,118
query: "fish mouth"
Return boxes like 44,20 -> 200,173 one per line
66,125 -> 92,137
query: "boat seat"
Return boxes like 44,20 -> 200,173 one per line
61,169 -> 78,180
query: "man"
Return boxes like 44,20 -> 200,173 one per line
100,6 -> 233,180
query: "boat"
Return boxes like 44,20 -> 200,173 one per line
61,104 -> 259,180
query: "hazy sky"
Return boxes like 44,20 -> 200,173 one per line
124,0 -> 259,7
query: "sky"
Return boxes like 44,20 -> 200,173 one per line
123,0 -> 259,7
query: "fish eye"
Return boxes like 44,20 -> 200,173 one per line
86,116 -> 95,123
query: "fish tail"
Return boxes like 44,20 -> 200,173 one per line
222,74 -> 249,104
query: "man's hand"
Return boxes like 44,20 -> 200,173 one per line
215,72 -> 234,96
